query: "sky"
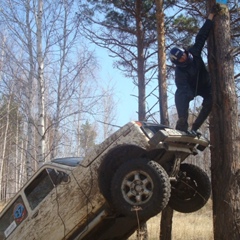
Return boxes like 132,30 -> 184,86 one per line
95,47 -> 142,127
95,46 -> 181,128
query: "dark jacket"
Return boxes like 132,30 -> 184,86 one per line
175,19 -> 214,100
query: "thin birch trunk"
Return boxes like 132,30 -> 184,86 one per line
15,111 -> 19,193
26,0 -> 35,179
36,0 -> 46,167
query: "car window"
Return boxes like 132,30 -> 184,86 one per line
25,168 -> 69,210
51,157 -> 83,167
0,196 -> 28,240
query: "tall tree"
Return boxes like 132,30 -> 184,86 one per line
36,0 -> 46,167
155,0 -> 173,239
25,0 -> 36,179
80,0 -> 158,121
0,0 -> 37,179
0,0 -> 104,187
208,2 -> 240,239
155,0 -> 169,126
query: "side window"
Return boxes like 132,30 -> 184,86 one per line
0,196 -> 28,239
24,168 -> 69,210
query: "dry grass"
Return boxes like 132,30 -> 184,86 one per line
129,200 -> 213,240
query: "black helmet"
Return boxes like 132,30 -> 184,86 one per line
169,47 -> 185,64
169,46 -> 193,67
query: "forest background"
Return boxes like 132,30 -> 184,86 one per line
0,0 -> 239,206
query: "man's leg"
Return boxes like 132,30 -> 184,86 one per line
175,89 -> 191,131
191,96 -> 212,131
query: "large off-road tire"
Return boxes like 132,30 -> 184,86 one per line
168,163 -> 211,213
110,158 -> 171,219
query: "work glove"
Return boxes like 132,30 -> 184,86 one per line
210,3 -> 222,14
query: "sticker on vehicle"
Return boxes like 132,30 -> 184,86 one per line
13,203 -> 27,223
4,221 -> 17,238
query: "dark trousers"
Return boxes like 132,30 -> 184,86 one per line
175,86 -> 212,131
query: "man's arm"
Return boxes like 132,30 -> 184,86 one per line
190,19 -> 214,57
190,4 -> 221,56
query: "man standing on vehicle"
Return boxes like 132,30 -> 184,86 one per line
169,4 -> 222,134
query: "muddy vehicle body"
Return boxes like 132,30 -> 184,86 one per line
0,121 -> 211,240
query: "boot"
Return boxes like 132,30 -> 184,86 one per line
176,117 -> 188,131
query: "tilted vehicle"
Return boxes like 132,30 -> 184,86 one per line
0,121 -> 211,240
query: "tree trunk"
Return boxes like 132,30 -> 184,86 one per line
37,0 -> 46,167
208,5 -> 240,240
155,1 -> 172,239
159,206 -> 173,240
155,0 -> 169,126
136,0 -> 148,236
136,0 -> 146,121
26,0 -> 35,179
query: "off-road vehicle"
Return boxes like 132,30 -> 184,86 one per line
0,121 -> 211,240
